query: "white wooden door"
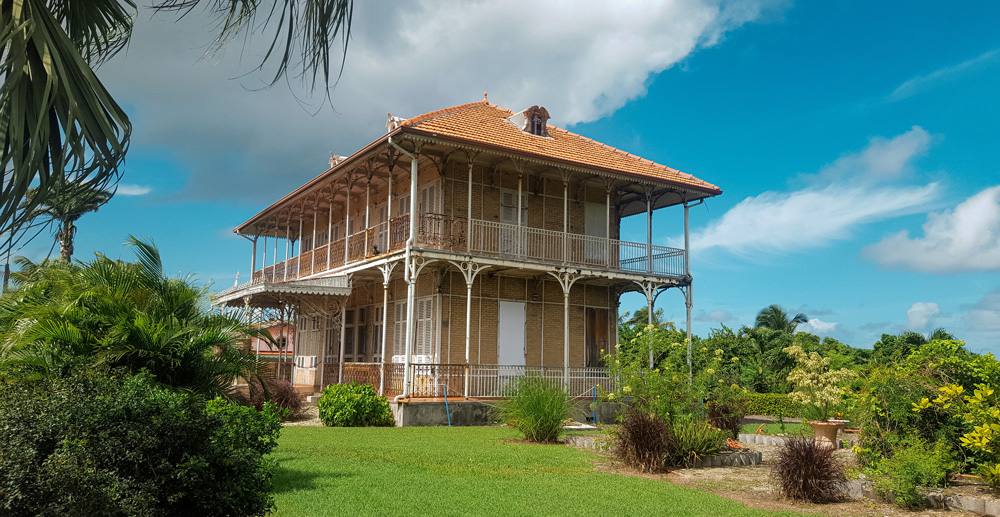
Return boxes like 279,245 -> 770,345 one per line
498,301 -> 526,366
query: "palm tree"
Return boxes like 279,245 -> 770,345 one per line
1,0 -> 353,247
0,236 -> 271,398
755,304 -> 808,334
22,175 -> 112,261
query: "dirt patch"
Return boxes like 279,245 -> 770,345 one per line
283,405 -> 323,426
588,442 -> 995,516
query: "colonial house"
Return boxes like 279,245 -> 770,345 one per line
214,96 -> 721,403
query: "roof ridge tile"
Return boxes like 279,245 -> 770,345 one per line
402,100 -> 490,127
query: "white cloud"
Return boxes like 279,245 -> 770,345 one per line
693,309 -> 736,323
906,302 -> 940,330
690,128 -> 938,255
963,287 -> 1000,333
800,318 -> 837,333
116,184 -> 152,196
813,127 -> 932,183
863,185 -> 1000,273
96,0 -> 781,202
890,48 -> 1000,102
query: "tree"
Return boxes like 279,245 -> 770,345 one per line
620,306 -> 666,327
0,236 -> 269,397
755,304 -> 808,334
1,0 -> 353,249
22,175 -> 112,261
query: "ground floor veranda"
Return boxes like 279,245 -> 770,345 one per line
222,249 -> 690,403
262,360 -> 614,400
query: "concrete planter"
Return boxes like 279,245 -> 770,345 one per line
807,420 -> 844,449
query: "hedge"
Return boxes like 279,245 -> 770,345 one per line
745,392 -> 801,417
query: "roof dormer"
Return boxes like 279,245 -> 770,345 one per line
507,105 -> 551,137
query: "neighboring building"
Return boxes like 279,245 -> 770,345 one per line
214,97 -> 721,400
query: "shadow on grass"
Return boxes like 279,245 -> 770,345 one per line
273,458 -> 353,494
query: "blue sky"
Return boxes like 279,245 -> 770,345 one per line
23,1 -> 1000,355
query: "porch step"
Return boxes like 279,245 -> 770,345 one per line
304,393 -> 323,403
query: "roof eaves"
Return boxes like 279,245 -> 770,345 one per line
234,126 -> 406,235
400,127 -> 722,196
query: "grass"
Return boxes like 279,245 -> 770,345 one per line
740,422 -> 814,437
271,426 -> 797,516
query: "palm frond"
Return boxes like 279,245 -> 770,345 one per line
1,0 -> 130,241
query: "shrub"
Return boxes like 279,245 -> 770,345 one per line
0,370 -> 281,516
615,409 -> 672,472
869,437 -> 955,509
494,376 -> 575,443
772,438 -> 846,503
707,389 -> 748,440
240,377 -> 302,416
667,418 -> 726,468
745,393 -> 801,418
318,381 -> 394,427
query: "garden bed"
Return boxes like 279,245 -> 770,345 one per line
582,439 -> 999,516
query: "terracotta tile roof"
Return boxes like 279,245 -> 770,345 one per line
400,100 -> 721,194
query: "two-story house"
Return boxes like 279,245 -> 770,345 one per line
214,96 -> 721,405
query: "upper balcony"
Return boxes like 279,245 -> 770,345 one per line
252,212 -> 685,283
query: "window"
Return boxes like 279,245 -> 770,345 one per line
372,306 -> 384,360
530,114 -> 546,136
344,309 -> 355,358
392,296 -> 436,361
302,236 -> 313,252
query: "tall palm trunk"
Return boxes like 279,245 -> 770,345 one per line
57,223 -> 75,261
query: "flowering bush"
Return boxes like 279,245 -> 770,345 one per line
604,324 -> 696,421
922,382 -> 1000,487
784,345 -> 856,421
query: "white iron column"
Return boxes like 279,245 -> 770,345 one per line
311,209 -> 317,273
517,173 -> 523,256
684,201 -> 693,378
402,153 -> 419,398
605,188 -> 611,266
338,303 -> 346,383
634,280 -> 660,369
646,191 -> 652,274
250,236 -> 257,278
343,177 -> 352,264
467,161 -> 473,252
284,217 -> 290,281
296,215 -> 303,279
377,262 -> 397,396
327,190 -> 334,270
562,181 -> 568,263
364,178 -> 371,256
548,270 -> 582,390
449,260 -> 490,398
261,235 -> 267,278
272,231 -> 278,276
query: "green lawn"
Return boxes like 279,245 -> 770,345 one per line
739,422 -> 814,437
272,426 -> 797,516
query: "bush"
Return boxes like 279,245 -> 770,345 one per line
318,381 -> 394,427
772,438 -> 846,503
667,418 -> 726,468
869,437 -> 956,509
0,370 -> 282,516
615,409 -> 672,472
707,390 -> 748,440
240,377 -> 302,416
494,376 -> 575,442
745,393 -> 801,418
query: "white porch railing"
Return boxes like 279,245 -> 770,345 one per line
469,219 -> 684,277
247,213 -> 686,285
320,362 -> 613,399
